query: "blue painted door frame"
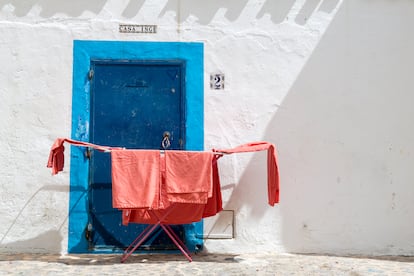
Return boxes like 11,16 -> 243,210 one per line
69,41 -> 204,253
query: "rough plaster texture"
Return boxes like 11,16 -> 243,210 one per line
0,0 -> 413,255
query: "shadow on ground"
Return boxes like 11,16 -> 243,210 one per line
0,253 -> 243,265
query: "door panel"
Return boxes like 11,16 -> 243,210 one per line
89,60 -> 186,251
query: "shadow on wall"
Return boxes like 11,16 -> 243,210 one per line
158,0 -> 341,24
122,0 -> 145,19
159,0 -> 248,24
0,0 -> 107,17
0,185 -> 72,253
263,1 -> 414,254
216,0 -> 343,224
264,10 -> 351,250
0,230 -> 62,253
1,0 -> 341,24
257,0 -> 341,25
219,154 -> 271,221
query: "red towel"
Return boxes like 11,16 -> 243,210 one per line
164,151 -> 214,204
122,166 -> 223,225
111,150 -> 162,209
111,150 -> 215,210
213,141 -> 280,206
122,151 -> 223,225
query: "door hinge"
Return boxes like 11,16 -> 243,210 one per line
85,147 -> 92,159
88,69 -> 94,80
85,223 -> 93,241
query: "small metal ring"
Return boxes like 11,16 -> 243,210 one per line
161,135 -> 171,149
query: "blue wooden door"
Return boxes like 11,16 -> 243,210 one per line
88,60 -> 186,251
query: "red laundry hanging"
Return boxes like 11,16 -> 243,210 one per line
47,139 -> 280,225
46,138 -> 121,175
202,155 -> 223,218
122,154 -> 223,225
111,150 -> 162,209
164,151 -> 214,203
115,150 -> 219,225
213,141 -> 280,206
111,150 -> 215,209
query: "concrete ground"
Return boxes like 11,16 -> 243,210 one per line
1,252 -> 414,275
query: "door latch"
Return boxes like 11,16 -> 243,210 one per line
161,131 -> 171,149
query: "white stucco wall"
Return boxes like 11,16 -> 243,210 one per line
0,0 -> 413,255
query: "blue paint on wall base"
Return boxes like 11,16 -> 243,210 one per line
70,40 -> 204,253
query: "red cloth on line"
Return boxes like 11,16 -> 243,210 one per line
111,150 -> 161,209
47,138 -> 279,226
46,138 -> 121,175
111,150 -> 215,209
122,154 -> 223,225
164,151 -> 213,203
202,155 -> 223,218
213,141 -> 280,206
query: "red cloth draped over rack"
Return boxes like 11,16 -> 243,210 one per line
213,141 -> 279,206
47,138 -> 123,175
47,138 -> 280,224
111,150 -> 214,209
111,149 -> 220,224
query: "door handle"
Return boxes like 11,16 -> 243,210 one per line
161,131 -> 171,149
